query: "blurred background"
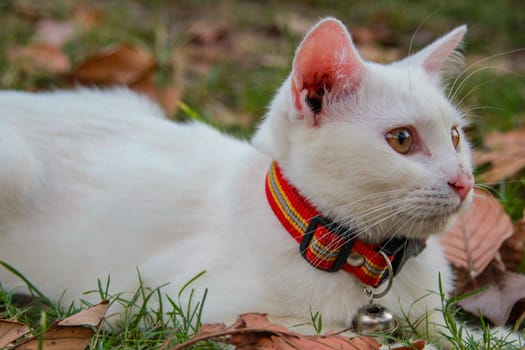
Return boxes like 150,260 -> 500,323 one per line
1,0 -> 524,214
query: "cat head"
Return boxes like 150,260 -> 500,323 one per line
253,18 -> 473,242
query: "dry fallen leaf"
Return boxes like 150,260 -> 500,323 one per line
13,301 -> 109,350
15,327 -> 95,350
457,261 -> 525,326
441,189 -> 513,275
56,301 -> 109,327
72,44 -> 183,115
473,128 -> 525,184
0,320 -> 30,348
72,44 -> 156,85
501,211 -> 525,271
166,313 -> 424,350
7,44 -> 71,74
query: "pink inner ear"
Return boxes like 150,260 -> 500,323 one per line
423,38 -> 462,73
292,19 -> 363,115
419,25 -> 467,76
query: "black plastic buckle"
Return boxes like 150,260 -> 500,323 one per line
380,237 -> 427,277
300,215 -> 355,272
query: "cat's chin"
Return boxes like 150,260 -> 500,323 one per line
394,191 -> 473,239
408,203 -> 468,238
420,214 -> 457,236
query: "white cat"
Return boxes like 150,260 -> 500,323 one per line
0,17 -> 518,347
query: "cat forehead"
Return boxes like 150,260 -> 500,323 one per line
357,63 -> 463,126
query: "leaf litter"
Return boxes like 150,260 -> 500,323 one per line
73,44 -> 156,86
0,301 -> 108,350
0,320 -> 30,348
442,190 -> 525,326
441,189 -> 514,275
473,127 -> 525,184
455,261 -> 525,326
165,313 -> 425,350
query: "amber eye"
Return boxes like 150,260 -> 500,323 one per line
451,126 -> 461,149
386,127 -> 413,154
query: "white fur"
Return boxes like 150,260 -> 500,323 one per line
0,18 -> 520,347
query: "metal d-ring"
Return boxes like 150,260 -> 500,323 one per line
362,251 -> 394,299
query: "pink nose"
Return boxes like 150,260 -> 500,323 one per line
448,174 -> 474,201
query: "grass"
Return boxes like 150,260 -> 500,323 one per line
0,0 -> 524,349
1,267 -> 522,349
0,262 -> 218,349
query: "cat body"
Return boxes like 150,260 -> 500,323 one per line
0,18 -> 499,345
0,87 -> 449,328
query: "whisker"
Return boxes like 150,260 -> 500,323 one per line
453,80 -> 490,109
303,203 -> 410,264
304,200 -> 406,257
448,65 -> 502,104
448,47 -> 525,101
333,188 -> 408,208
407,8 -> 441,57
461,105 -> 503,115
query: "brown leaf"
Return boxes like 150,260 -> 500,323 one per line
7,44 -> 71,74
0,320 -> 30,348
56,301 -> 109,327
235,313 -> 289,333
15,327 -> 95,350
452,265 -> 475,298
501,212 -> 525,271
473,128 -> 525,184
441,189 -> 513,274
72,44 -> 156,85
280,334 -> 381,350
457,261 -> 525,326
165,312 -> 425,350
14,301 -> 109,350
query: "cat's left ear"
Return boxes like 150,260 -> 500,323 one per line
402,25 -> 467,77
291,18 -> 365,125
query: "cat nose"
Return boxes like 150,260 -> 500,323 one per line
448,174 -> 474,201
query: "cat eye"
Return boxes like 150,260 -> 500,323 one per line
451,126 -> 461,149
385,127 -> 413,154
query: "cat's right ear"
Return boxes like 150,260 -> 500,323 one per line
402,25 -> 467,78
291,18 -> 364,125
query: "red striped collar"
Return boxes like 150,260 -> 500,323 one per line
265,161 -> 426,288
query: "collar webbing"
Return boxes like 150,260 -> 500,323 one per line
265,161 -> 426,288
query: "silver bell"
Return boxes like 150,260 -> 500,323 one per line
352,303 -> 398,335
